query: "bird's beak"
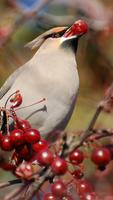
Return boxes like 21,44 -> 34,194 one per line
62,20 -> 88,41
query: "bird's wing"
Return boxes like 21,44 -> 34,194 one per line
25,26 -> 68,50
0,64 -> 27,99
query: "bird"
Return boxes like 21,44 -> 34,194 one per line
0,20 -> 88,141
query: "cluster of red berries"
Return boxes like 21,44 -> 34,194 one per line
0,115 -> 112,199
1,120 -> 40,151
42,176 -> 98,200
69,145 -> 113,172
0,117 -> 47,170
1,91 -> 112,199
0,113 -> 69,176
0,111 -> 97,199
43,180 -> 71,200
43,179 -> 97,200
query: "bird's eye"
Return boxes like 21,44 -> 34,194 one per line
51,33 -> 60,38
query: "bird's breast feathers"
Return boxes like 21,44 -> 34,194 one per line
0,46 -> 79,136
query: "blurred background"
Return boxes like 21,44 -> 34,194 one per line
0,0 -> 113,198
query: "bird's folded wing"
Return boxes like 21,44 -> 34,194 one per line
0,64 -> 27,99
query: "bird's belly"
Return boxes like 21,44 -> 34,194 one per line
0,58 -> 79,138
37,66 -> 79,136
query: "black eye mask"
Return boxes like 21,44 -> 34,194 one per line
44,28 -> 68,39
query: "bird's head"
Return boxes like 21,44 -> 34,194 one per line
26,20 -> 88,52
60,20 -> 88,52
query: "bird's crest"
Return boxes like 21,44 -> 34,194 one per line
25,27 -> 68,50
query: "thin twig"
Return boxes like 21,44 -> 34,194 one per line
21,168 -> 52,200
0,179 -> 22,189
73,105 -> 103,149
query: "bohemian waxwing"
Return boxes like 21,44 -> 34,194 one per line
0,20 -> 88,141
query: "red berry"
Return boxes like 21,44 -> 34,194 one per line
51,157 -> 67,175
72,169 -> 83,179
32,139 -> 49,152
16,145 -> 32,160
64,20 -> 88,38
81,192 -> 97,200
69,149 -> 84,165
1,163 -> 16,171
10,129 -> 25,146
1,135 -> 13,151
73,20 -> 88,34
36,149 -> 54,166
77,180 -> 93,196
43,193 -> 57,200
51,180 -> 66,197
16,119 -> 31,131
91,147 -> 111,166
25,128 -> 40,144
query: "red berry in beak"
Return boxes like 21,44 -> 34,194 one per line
64,20 -> 88,38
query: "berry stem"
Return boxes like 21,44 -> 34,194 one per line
0,179 -> 22,189
15,98 -> 46,111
